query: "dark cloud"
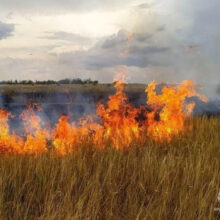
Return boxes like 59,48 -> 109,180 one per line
100,29 -> 129,49
129,45 -> 169,55
0,21 -> 14,40
100,30 -> 153,49
59,29 -> 172,70
136,33 -> 152,42
83,45 -> 170,69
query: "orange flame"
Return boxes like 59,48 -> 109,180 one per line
19,104 -> 49,154
0,77 -> 207,155
96,80 -> 140,149
145,80 -> 207,140
0,109 -> 23,154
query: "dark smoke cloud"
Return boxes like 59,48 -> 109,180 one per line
56,29 -> 171,70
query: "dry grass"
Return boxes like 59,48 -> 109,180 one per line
0,117 -> 219,219
0,84 -> 146,94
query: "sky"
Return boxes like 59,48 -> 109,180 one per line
0,0 -> 220,86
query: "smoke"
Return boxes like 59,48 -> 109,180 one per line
0,91 -> 99,135
0,95 -> 3,108
1,86 -> 219,127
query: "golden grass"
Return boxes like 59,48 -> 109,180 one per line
0,117 -> 219,219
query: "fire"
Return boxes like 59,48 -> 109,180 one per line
145,80 -> 207,140
0,78 -> 207,155
52,115 -> 78,155
96,80 -> 140,149
19,104 -> 49,154
0,109 -> 23,154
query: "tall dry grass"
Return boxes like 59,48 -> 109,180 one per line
0,117 -> 219,219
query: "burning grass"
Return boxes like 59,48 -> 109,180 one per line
0,117 -> 219,219
0,79 -> 207,155
0,78 -> 219,219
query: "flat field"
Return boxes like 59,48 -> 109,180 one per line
0,84 -> 146,94
0,117 -> 219,219
0,84 -> 147,108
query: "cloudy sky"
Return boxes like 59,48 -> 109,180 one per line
0,0 -> 220,85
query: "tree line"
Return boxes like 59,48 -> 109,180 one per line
0,78 -> 99,85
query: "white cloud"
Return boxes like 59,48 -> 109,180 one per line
0,0 -> 135,14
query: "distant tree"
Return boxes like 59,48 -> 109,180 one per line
93,80 -> 98,85
58,79 -> 71,84
72,78 -> 83,84
0,78 -> 99,85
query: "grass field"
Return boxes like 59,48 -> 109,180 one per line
0,84 -> 146,94
0,117 -> 219,219
0,84 -> 147,106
